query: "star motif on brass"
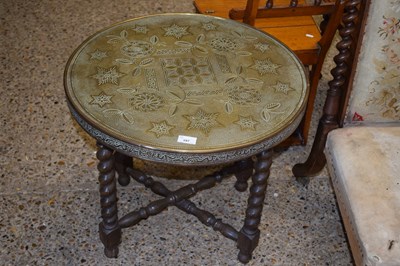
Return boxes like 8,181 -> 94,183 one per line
254,42 -> 271,53
234,115 -> 259,130
252,58 -> 280,75
184,108 -> 221,135
91,66 -> 124,85
132,25 -> 149,34
163,24 -> 190,39
90,91 -> 113,107
148,120 -> 175,138
89,49 -> 108,60
202,22 -> 217,31
272,81 -> 294,95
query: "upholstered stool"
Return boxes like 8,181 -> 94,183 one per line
325,126 -> 400,265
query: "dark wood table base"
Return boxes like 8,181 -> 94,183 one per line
96,142 -> 272,264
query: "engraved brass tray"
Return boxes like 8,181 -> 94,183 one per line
64,13 -> 308,165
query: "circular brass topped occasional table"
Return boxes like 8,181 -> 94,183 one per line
64,13 -> 308,263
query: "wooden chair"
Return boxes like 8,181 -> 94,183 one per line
292,0 -> 369,179
193,0 -> 347,146
293,2 -> 400,264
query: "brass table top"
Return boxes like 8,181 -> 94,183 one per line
64,13 -> 308,165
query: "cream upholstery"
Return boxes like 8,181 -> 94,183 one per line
323,0 -> 400,264
326,126 -> 400,265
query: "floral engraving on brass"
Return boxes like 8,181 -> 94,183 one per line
90,92 -> 113,107
234,115 -> 259,131
90,49 -> 108,61
215,54 -> 231,73
68,104 -> 305,165
254,42 -> 271,53
161,57 -> 216,86
103,108 -> 135,124
155,47 -> 191,56
272,81 -> 294,95
91,66 -> 125,85
130,92 -> 164,112
163,24 -> 190,39
148,120 -> 175,138
202,22 -> 217,31
132,25 -> 149,34
65,14 -> 308,157
261,103 -> 286,123
167,87 -> 203,117
209,36 -> 239,52
107,31 -> 158,61
251,59 -> 281,75
121,40 -> 155,58
226,85 -> 262,105
145,69 -> 159,90
116,86 -> 139,94
184,108 -> 222,135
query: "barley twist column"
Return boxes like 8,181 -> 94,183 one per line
114,152 -> 132,186
292,0 -> 361,181
234,158 -> 254,192
237,149 -> 273,263
97,142 -> 121,258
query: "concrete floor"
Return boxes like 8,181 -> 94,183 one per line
0,1 -> 353,265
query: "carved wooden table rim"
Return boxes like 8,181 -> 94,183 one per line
64,13 -> 308,264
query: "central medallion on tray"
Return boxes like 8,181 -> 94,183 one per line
161,57 -> 216,86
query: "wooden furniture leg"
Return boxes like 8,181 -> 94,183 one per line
237,149 -> 272,263
292,0 -> 361,183
114,152 -> 132,186
96,142 -> 121,258
122,167 -> 240,240
234,158 -> 254,192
